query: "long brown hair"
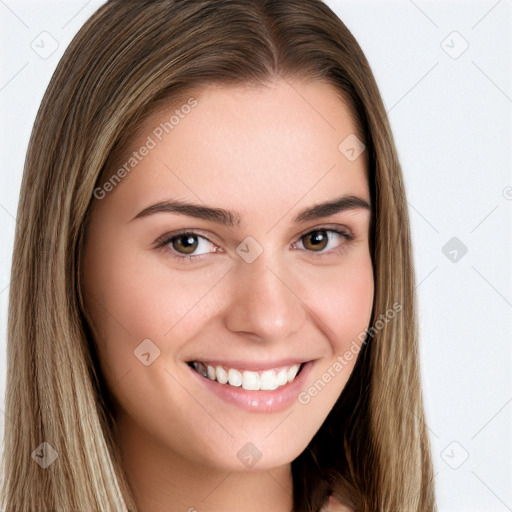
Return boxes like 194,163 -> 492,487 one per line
2,1 -> 436,510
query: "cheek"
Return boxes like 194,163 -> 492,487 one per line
304,252 -> 374,353
294,254 -> 373,416
82,242 -> 230,378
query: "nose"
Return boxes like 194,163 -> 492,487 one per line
222,252 -> 307,344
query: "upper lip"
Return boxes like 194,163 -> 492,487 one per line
186,358 -> 310,371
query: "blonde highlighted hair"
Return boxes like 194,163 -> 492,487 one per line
2,1 -> 436,510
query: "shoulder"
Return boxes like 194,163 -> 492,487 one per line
320,493 -> 356,512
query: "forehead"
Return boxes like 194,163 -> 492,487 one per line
99,80 -> 369,221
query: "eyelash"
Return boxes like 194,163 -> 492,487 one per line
154,227 -> 354,264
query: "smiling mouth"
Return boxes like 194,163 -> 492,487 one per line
187,361 -> 305,391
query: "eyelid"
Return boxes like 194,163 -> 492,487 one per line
153,229 -> 219,263
291,225 -> 353,257
296,223 -> 353,239
154,224 -> 355,262
153,228 -> 217,249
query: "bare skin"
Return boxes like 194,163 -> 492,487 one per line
81,79 -> 372,512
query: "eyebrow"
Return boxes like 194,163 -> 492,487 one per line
131,194 -> 371,227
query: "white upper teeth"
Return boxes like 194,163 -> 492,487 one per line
191,362 -> 301,390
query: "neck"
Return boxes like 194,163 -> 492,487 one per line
114,412 -> 295,512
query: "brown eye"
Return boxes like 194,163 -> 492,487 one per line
302,230 -> 329,251
156,231 -> 219,262
171,234 -> 199,254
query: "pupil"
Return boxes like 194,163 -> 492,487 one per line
306,230 -> 327,251
174,235 -> 197,254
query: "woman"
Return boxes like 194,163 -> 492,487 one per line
1,0 -> 436,511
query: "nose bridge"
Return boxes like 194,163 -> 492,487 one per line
224,249 -> 307,342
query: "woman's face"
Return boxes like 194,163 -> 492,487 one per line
81,79 -> 373,472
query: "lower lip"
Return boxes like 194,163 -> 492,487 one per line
187,361 -> 313,413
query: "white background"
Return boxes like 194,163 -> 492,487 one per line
1,1 -> 511,510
